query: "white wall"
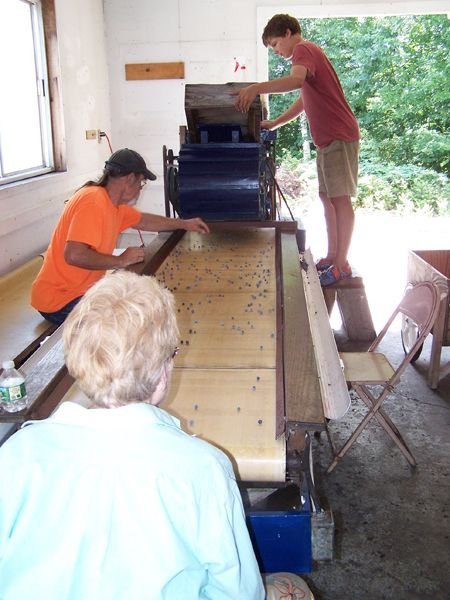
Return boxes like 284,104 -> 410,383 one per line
0,0 -> 111,275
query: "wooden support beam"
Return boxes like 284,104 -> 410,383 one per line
125,62 -> 185,80
322,274 -> 376,343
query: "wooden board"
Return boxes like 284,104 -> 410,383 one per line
281,237 -> 324,427
154,228 -> 325,481
0,257 -> 50,360
336,287 -> 376,342
167,292 -> 276,369
301,249 -> 351,420
414,250 -> 450,279
184,83 -> 267,143
0,326 -> 71,424
125,62 -> 184,80
408,250 -> 450,343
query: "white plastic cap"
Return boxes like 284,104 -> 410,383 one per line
2,360 -> 15,369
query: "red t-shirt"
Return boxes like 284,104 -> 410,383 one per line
292,40 -> 359,148
31,186 -> 141,312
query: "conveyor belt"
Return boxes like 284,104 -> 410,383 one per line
157,228 -> 284,481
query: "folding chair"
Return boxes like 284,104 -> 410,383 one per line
327,281 -> 440,474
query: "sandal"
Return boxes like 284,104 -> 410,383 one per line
316,258 -> 332,272
319,263 -> 352,287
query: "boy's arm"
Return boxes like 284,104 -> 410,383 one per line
262,96 -> 304,131
235,65 -> 306,112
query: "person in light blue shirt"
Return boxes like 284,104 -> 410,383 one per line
0,270 -> 265,600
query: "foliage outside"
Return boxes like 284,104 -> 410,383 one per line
268,15 -> 450,216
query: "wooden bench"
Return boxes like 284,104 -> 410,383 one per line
0,256 -> 55,365
322,274 -> 376,343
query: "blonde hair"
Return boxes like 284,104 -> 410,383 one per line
63,271 -> 179,408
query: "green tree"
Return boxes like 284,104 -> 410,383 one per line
267,15 -> 450,176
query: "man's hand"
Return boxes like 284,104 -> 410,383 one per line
118,246 -> 145,268
234,84 -> 259,113
182,218 -> 210,234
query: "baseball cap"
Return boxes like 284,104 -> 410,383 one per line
104,148 -> 157,180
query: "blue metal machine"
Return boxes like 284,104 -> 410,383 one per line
178,141 -> 267,220
163,83 -> 277,222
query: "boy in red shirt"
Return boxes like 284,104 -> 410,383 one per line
235,14 -> 359,286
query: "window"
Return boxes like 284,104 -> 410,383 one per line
0,0 -> 58,185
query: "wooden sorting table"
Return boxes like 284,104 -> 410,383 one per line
0,223 -> 327,484
154,224 -> 323,481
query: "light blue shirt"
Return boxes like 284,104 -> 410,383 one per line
0,402 -> 265,600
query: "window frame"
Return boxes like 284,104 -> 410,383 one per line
0,0 -> 65,186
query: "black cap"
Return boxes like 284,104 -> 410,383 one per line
104,148 -> 157,180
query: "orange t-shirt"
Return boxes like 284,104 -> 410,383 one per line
31,186 -> 141,312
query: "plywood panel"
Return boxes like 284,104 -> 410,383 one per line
170,292 -> 276,369
125,62 -> 184,80
166,368 -> 285,482
408,249 -> 450,343
281,236 -> 323,426
407,249 -> 450,388
156,228 -> 284,481
0,257 -> 50,359
301,249 -> 350,420
156,228 -> 277,370
415,250 -> 450,280
184,83 -> 267,143
157,228 -> 276,292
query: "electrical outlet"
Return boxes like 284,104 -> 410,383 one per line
85,130 -> 97,140
96,130 -> 102,143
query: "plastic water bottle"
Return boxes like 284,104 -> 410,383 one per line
0,360 -> 27,412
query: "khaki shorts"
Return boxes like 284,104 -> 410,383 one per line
316,139 -> 359,198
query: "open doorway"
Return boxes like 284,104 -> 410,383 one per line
257,9 -> 449,329
264,14 -> 449,219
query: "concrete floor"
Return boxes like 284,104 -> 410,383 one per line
306,331 -> 449,600
301,211 -> 450,600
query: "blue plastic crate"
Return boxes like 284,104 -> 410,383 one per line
246,510 -> 312,574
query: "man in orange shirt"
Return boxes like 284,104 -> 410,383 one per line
31,148 -> 209,325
